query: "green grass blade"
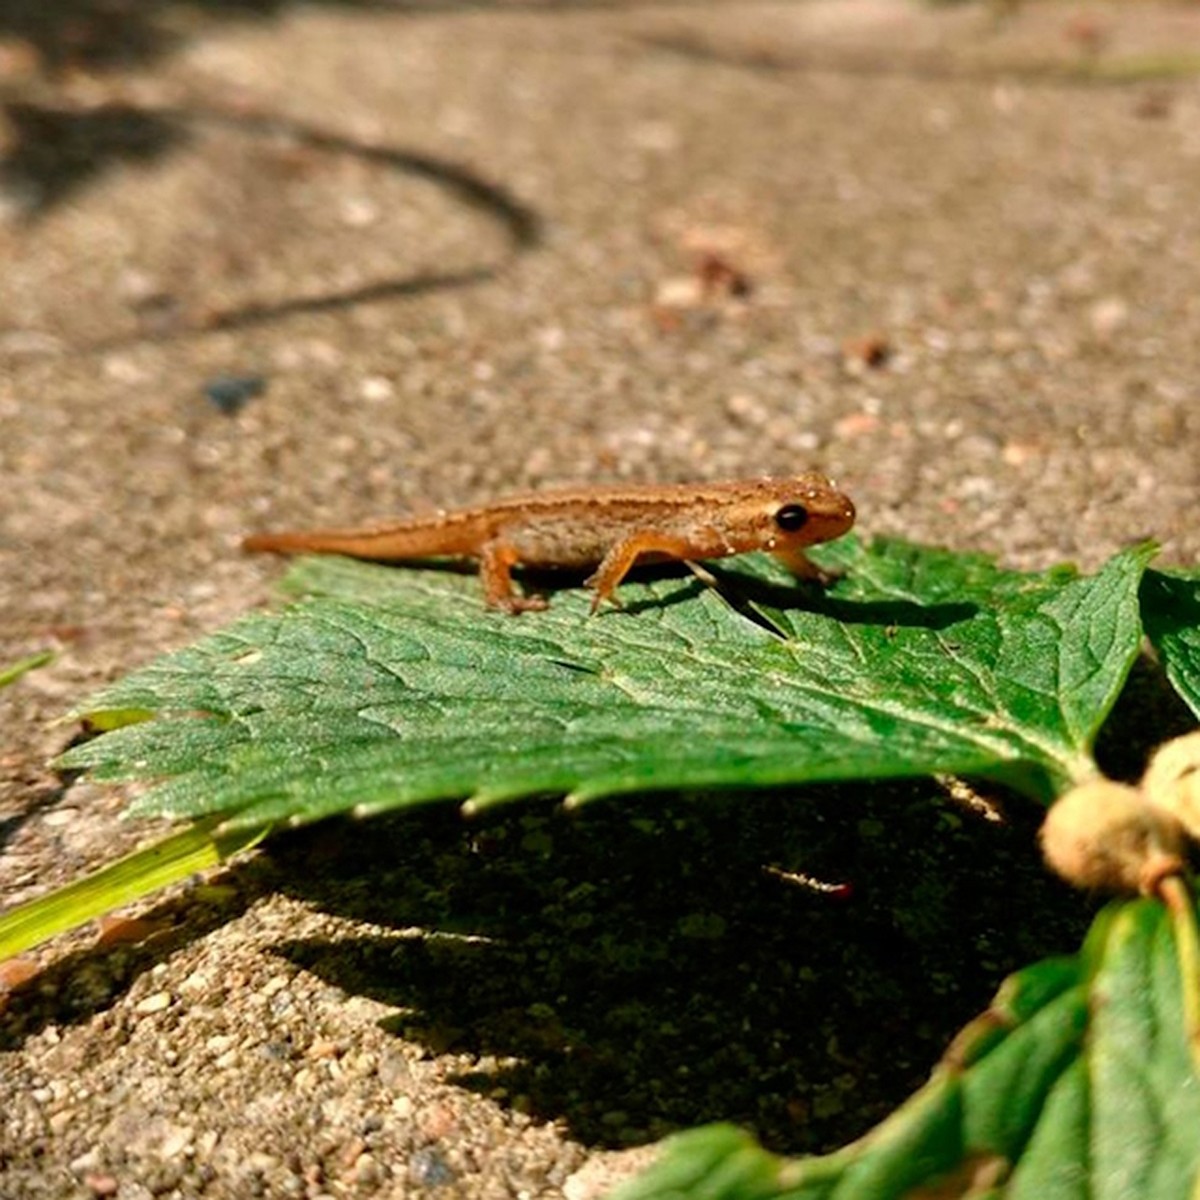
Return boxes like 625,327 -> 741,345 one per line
0,650 -> 54,689
0,819 -> 270,961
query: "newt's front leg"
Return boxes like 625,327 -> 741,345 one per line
584,531 -> 697,614
772,546 -> 841,587
479,541 -> 548,614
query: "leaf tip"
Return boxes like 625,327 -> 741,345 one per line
562,789 -> 600,811
461,792 -> 515,817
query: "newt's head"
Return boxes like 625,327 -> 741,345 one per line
719,473 -> 855,556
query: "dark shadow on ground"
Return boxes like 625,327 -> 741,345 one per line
2,101 -> 541,242
0,0 -> 417,75
1,98 -> 543,345
0,101 -> 185,215
0,0 -> 759,77
267,779 -> 1095,1152
187,105 -> 542,250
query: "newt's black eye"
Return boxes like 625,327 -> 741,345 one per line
774,503 -> 809,532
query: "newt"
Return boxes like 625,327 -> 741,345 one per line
243,475 -> 856,613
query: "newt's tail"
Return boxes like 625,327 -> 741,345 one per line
242,529 -> 355,555
242,519 -> 476,561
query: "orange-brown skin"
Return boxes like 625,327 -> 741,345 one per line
243,475 -> 856,614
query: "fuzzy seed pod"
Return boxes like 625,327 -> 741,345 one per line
1040,779 -> 1186,895
1142,732 -> 1200,841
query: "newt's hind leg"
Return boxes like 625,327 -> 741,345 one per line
479,541 -> 547,613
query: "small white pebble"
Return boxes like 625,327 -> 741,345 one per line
1090,296 -> 1129,339
261,974 -> 290,997
339,196 -> 379,227
69,1149 -> 101,1174
134,991 -> 172,1016
41,808 -> 79,827
157,1124 -> 193,1159
178,971 -> 211,994
359,375 -> 395,402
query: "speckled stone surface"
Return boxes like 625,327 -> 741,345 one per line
1,2 -> 1198,1197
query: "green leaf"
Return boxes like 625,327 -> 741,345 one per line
56,537 -> 1153,830
0,819 -> 270,962
1142,566 -> 1200,719
0,649 -> 54,688
610,896 -> 1200,1200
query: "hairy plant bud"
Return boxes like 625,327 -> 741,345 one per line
1040,779 -> 1186,895
1142,731 -> 1200,840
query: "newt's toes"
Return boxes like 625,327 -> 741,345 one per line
497,594 -> 549,615
587,589 -> 623,616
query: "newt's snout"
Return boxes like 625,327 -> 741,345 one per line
828,494 -> 856,536
805,490 -> 854,541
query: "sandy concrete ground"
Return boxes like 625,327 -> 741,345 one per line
1,1 -> 1199,1197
